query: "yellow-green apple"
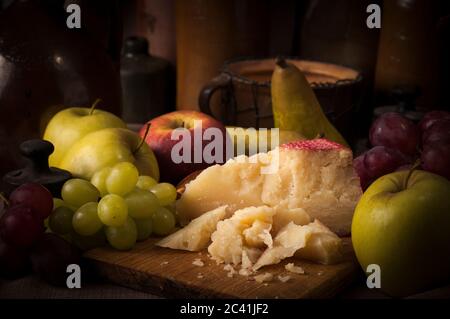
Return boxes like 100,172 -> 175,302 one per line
352,169 -> 450,297
140,110 -> 228,183
43,102 -> 126,167
59,128 -> 159,181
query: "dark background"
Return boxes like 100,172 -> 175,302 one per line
0,0 -> 449,175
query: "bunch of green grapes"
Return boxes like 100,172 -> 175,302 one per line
46,162 -> 177,251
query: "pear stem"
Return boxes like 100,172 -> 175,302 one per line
135,123 -> 150,154
89,99 -> 102,115
404,159 -> 421,189
275,56 -> 288,69
0,192 -> 9,207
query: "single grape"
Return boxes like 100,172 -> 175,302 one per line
363,146 -> 409,180
30,233 -> 81,286
0,204 -> 44,248
70,229 -> 107,251
0,237 -> 30,279
61,179 -> 100,209
421,142 -> 450,180
135,218 -> 153,241
136,175 -> 158,191
53,198 -> 77,212
106,162 -> 139,196
53,198 -> 65,210
152,207 -> 176,236
369,112 -> 419,156
98,194 -> 128,227
49,206 -> 74,235
9,183 -> 53,220
72,202 -> 103,236
124,188 -> 160,219
419,111 -> 450,133
150,183 -> 177,206
105,217 -> 137,250
422,119 -> 450,146
91,167 -> 112,197
164,202 -> 180,225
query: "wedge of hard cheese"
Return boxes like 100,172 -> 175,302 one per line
156,205 -> 229,251
177,139 -> 362,235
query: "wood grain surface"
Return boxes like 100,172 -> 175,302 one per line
85,237 -> 359,299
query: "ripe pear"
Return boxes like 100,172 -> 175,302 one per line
271,58 -> 348,146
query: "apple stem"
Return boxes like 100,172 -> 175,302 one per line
404,159 -> 421,189
89,99 -> 102,115
135,123 -> 151,154
0,192 -> 9,207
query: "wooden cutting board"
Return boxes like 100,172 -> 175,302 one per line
84,237 -> 359,299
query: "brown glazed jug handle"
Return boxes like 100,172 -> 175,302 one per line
199,73 -> 232,116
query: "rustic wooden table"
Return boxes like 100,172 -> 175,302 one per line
0,275 -> 387,299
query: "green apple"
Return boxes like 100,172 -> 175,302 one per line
43,102 -> 126,167
59,128 -> 159,181
352,170 -> 450,297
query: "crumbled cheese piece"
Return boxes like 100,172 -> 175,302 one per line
192,258 -> 204,267
208,206 -> 275,265
317,271 -> 324,276
242,220 -> 272,248
160,261 -> 169,266
285,263 -> 305,274
278,275 -> 291,283
241,250 -> 252,270
238,268 -> 252,276
223,264 -> 234,272
253,220 -> 342,270
254,272 -> 273,283
197,273 -> 204,279
224,264 -> 236,278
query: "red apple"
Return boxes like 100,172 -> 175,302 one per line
140,110 -> 229,183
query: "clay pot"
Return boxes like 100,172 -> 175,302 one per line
199,58 -> 363,142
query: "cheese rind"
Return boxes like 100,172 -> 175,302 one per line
156,205 -> 228,251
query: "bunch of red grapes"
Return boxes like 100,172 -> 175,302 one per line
354,111 -> 450,190
0,183 -> 80,285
